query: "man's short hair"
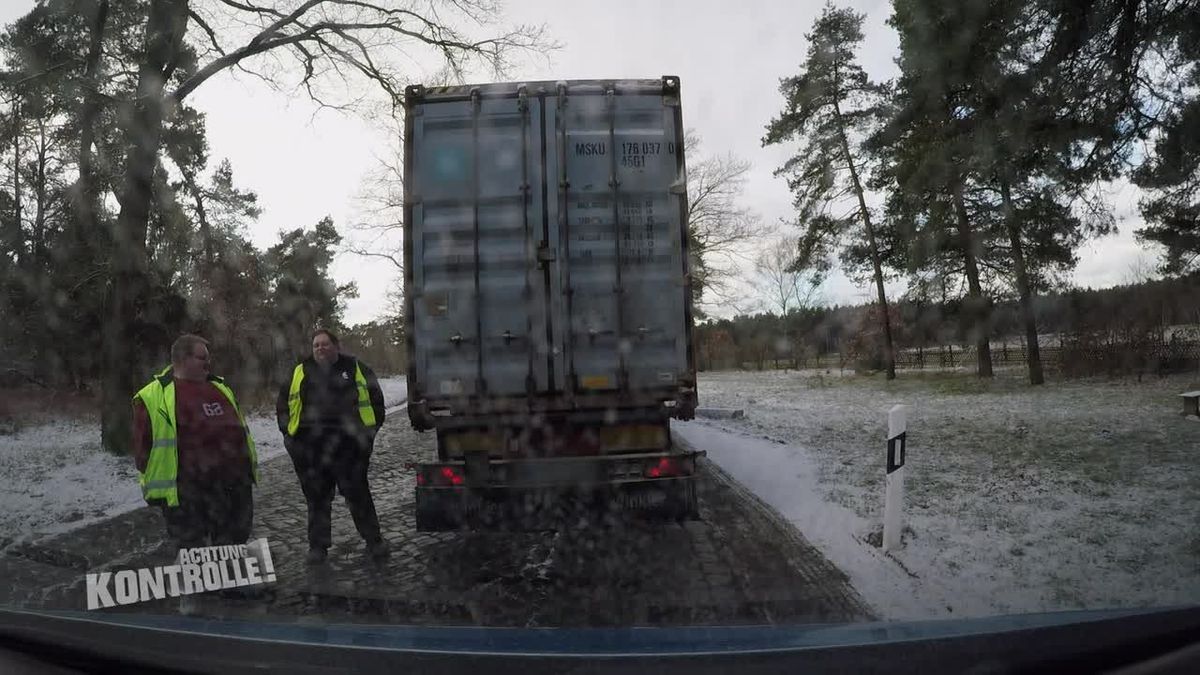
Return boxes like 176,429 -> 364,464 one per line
312,328 -> 339,346
171,334 -> 209,365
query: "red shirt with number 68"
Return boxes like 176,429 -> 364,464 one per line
132,378 -> 251,481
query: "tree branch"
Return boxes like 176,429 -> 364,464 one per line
187,8 -> 225,58
346,246 -> 401,269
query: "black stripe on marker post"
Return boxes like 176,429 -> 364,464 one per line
887,431 -> 906,474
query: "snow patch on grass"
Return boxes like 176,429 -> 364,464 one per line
687,369 -> 1200,619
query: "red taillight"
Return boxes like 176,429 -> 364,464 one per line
418,466 -> 465,487
646,457 -> 683,478
440,466 -> 465,486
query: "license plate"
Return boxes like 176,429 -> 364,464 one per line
512,461 -> 598,485
621,489 -> 668,510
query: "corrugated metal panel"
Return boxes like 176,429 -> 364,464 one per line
405,78 -> 694,419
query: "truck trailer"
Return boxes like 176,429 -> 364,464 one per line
403,77 -> 700,530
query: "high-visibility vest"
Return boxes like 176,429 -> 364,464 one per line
286,360 -> 377,436
134,366 -> 260,507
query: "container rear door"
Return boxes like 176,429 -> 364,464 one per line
409,93 -> 550,399
545,83 -> 691,395
409,79 -> 692,411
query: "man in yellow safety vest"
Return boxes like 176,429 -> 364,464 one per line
276,329 -> 388,564
133,334 -> 259,548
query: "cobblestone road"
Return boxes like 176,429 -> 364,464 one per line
3,416 -> 873,626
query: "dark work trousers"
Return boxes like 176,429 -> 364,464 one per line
287,429 -> 383,551
162,477 -> 254,549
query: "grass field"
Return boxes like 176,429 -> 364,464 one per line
691,368 -> 1200,617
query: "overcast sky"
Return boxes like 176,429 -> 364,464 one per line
4,0 -> 1157,325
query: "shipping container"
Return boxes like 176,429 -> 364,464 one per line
403,77 -> 700,530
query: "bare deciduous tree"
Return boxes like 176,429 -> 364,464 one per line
685,131 -> 767,315
346,116 -> 405,271
754,236 -> 816,316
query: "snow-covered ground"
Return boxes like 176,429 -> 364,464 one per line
0,376 -> 406,548
7,367 -> 1196,622
679,369 -> 1200,620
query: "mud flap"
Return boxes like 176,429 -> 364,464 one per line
607,478 -> 699,521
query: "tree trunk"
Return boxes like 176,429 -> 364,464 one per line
832,99 -> 896,380
952,181 -> 994,377
74,0 -> 109,249
60,0 -> 109,401
181,165 -> 231,340
999,177 -> 1044,385
32,120 -> 48,263
11,99 -> 22,266
181,167 -> 215,268
101,0 -> 188,454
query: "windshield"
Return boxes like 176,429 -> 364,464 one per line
0,0 -> 1197,645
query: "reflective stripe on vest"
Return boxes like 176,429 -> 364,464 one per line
134,374 -> 179,507
287,364 -> 305,436
134,373 -> 260,507
354,362 -> 378,428
287,360 -> 377,436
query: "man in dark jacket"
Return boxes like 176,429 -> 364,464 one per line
277,329 -> 388,564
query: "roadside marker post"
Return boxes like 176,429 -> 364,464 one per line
884,404 -> 909,552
